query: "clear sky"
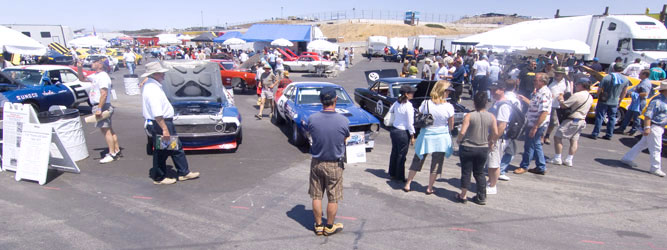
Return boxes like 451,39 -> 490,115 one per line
2,0 -> 664,31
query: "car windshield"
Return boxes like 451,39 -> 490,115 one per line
297,87 -> 352,105
88,55 -> 105,61
221,62 -> 235,70
2,69 -> 43,87
390,83 -> 419,97
632,39 -> 667,52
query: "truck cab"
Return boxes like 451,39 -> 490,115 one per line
588,15 -> 667,66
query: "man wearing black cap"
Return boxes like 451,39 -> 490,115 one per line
590,63 -> 630,140
306,86 -> 350,236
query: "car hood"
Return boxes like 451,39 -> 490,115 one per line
162,61 -> 227,104
298,103 -> 379,125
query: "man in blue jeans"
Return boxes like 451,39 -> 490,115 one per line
515,73 -> 552,175
590,63 -> 630,140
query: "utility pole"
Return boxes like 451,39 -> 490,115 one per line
201,10 -> 204,30
281,6 -> 283,19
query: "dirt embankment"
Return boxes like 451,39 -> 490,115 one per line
318,22 -> 490,42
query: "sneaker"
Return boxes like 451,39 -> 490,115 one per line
178,172 -> 200,181
527,168 -> 546,175
563,160 -> 573,167
621,158 -> 638,168
314,223 -> 324,236
601,135 -> 612,140
486,185 -> 497,195
153,178 -> 177,185
471,195 -> 486,205
323,223 -> 343,236
498,174 -> 511,181
650,169 -> 666,177
514,168 -> 527,174
548,158 -> 562,165
100,154 -> 115,164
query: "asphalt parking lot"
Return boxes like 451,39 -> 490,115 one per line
1,57 -> 666,250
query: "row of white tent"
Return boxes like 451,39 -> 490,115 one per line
221,37 -> 339,52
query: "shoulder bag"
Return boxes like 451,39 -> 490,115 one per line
414,100 -> 435,128
383,102 -> 396,127
556,94 -> 589,123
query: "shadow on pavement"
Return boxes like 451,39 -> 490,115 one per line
286,204 -> 314,231
365,168 -> 390,180
594,158 -> 650,174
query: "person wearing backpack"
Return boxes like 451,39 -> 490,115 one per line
486,80 -> 521,193
496,79 -> 523,181
547,78 -> 594,167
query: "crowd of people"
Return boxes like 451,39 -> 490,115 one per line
381,48 -> 667,207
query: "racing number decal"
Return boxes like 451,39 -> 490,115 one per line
375,99 -> 383,115
67,84 -> 89,100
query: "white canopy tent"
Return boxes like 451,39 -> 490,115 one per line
271,38 -> 293,47
0,25 -> 47,55
223,38 -> 246,45
307,40 -> 339,52
454,15 -> 594,55
69,36 -> 108,48
156,34 -> 181,45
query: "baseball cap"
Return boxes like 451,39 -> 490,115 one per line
613,63 -> 625,71
488,81 -> 507,91
593,57 -> 599,62
399,85 -> 417,94
319,87 -> 337,101
576,77 -> 591,84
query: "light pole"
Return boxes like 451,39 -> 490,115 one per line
201,10 -> 204,30
353,8 -> 355,20
281,6 -> 283,19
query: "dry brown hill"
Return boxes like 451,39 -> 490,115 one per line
318,22 -> 490,42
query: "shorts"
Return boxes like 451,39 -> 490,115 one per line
308,158 -> 344,203
487,138 -> 509,169
94,103 -> 114,128
409,152 -> 445,174
261,89 -> 274,99
555,119 -> 586,140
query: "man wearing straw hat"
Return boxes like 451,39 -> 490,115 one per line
141,61 -> 200,185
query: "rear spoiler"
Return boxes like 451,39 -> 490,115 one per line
363,69 -> 399,86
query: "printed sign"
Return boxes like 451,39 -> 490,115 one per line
345,132 -> 367,164
2,103 -> 39,172
15,124 -> 52,185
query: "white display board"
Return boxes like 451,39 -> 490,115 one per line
2,103 -> 39,172
15,123 -> 52,185
345,132 -> 367,164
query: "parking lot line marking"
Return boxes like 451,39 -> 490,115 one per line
449,227 -> 476,232
132,196 -> 153,200
231,206 -> 250,210
43,187 -> 60,190
581,240 -> 605,245
337,216 -> 357,221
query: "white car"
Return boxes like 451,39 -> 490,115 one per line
83,54 -> 119,71
283,56 -> 335,73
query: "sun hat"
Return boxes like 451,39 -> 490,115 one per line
263,64 -> 272,69
141,61 -> 169,78
554,66 -> 567,74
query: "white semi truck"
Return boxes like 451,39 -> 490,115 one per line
454,13 -> 667,67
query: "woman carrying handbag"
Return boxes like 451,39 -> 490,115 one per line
403,80 -> 456,194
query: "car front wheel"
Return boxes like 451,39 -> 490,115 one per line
291,122 -> 305,146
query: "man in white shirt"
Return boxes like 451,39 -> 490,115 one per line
624,58 -> 644,79
434,62 -> 448,81
239,51 -> 249,63
123,48 -> 137,75
472,55 -> 490,97
544,67 -> 570,145
141,62 -> 200,185
76,59 -> 121,164
422,58 -> 432,80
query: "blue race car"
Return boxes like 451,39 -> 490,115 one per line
1,65 -> 92,112
273,82 -> 381,149
144,61 -> 242,154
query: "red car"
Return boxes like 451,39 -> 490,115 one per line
210,59 -> 257,91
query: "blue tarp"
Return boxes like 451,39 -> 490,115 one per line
213,31 -> 242,43
240,24 -> 312,42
